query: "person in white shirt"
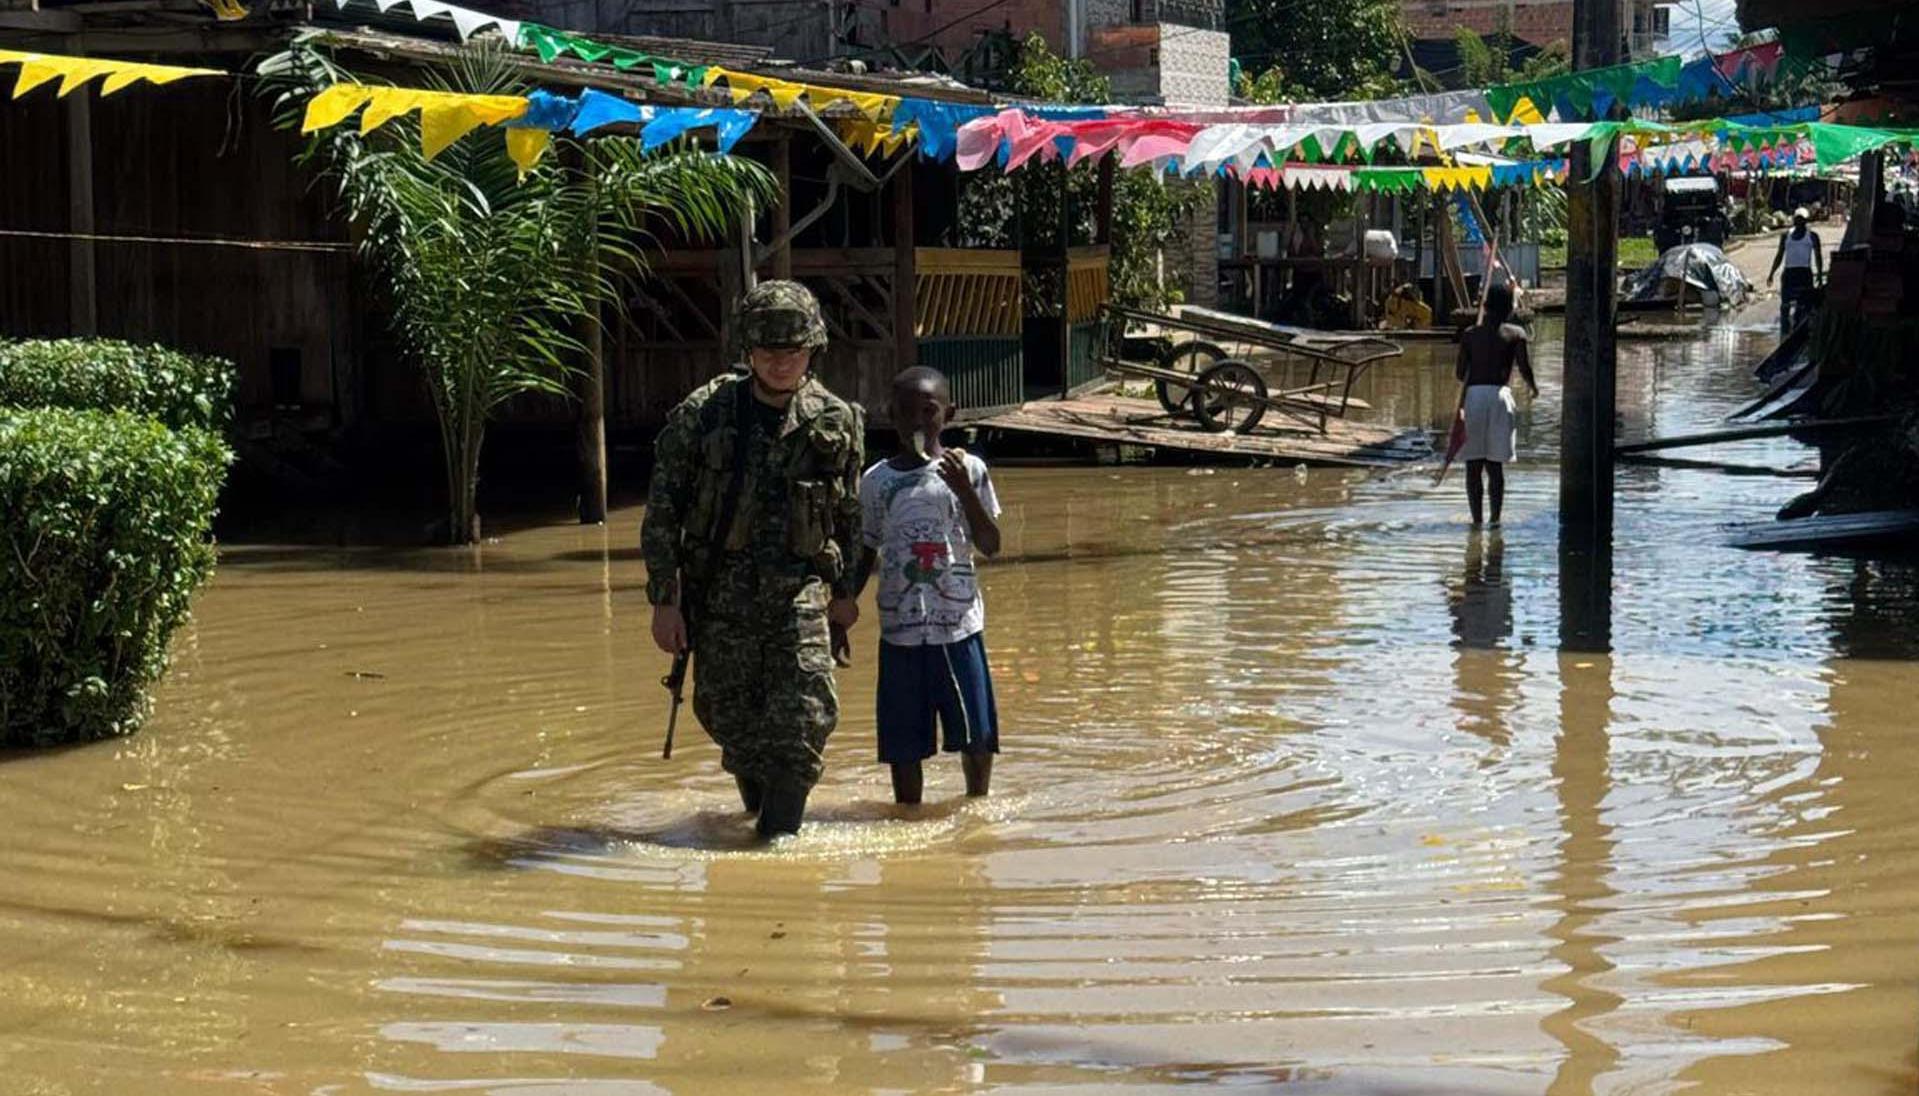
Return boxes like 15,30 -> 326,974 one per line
1767,206 -> 1824,339
850,367 -> 1003,805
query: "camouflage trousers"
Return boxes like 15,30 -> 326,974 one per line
690,584 -> 838,790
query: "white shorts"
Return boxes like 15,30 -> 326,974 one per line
1458,384 -> 1516,463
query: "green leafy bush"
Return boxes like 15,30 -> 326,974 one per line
0,339 -> 234,434
0,408 -> 230,746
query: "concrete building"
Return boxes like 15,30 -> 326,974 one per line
1401,0 -> 1671,58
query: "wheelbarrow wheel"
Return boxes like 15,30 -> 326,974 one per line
1192,360 -> 1268,434
1155,340 -> 1226,414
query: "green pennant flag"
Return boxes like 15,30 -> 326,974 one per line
1488,54 -> 1685,123
519,23 -> 566,64
1804,122 -> 1901,167
1354,168 -> 1419,194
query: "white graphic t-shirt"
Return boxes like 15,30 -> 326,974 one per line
859,452 -> 1001,647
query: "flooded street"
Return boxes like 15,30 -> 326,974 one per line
7,311 -> 1919,1095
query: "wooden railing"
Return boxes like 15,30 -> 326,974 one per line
1066,244 -> 1111,326
914,248 -> 1021,337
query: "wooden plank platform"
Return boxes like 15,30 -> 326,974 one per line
980,394 -> 1431,467
1728,509 -> 1919,551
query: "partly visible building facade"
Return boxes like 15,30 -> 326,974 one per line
1400,0 -> 1671,59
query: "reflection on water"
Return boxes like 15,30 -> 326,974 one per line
3,317 -> 1919,1093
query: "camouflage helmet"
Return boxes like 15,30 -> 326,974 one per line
738,280 -> 828,351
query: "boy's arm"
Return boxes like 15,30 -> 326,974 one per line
1768,235 -> 1786,281
852,461 -> 883,600
939,450 -> 1001,557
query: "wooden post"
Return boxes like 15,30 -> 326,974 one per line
738,194 -> 757,293
577,301 -> 607,524
1842,150 -> 1882,250
65,47 -> 97,336
1096,153 -> 1115,245
1056,164 -> 1072,392
1432,190 -> 1452,325
1560,0 -> 1621,545
771,136 -> 793,279
568,147 -> 607,524
893,157 -> 916,372
1351,195 -> 1367,328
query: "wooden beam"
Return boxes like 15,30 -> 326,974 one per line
1613,416 -> 1898,455
892,157 -> 916,367
1729,508 -> 1919,551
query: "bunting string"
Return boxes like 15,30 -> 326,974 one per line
1,48 -> 224,99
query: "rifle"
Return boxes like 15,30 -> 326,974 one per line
661,627 -> 690,759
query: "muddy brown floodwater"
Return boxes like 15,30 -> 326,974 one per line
6,310 -> 1919,1095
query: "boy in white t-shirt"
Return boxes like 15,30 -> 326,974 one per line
851,367 -> 1003,805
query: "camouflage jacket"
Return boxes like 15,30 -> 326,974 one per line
642,372 -> 864,608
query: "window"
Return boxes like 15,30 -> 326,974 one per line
1148,47 -> 1158,65
1130,0 -> 1143,20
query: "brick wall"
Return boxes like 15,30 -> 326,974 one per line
1401,0 -> 1654,48
885,0 -> 1065,54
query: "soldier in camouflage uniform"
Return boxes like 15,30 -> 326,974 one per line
642,280 -> 865,837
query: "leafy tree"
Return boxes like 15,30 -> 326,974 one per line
1453,20 -> 1569,90
1226,0 -> 1406,101
260,40 -> 772,543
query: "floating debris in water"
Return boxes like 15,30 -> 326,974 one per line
701,996 -> 733,1011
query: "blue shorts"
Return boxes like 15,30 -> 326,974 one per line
876,633 -> 1000,763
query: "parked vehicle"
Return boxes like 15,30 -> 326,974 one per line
1654,175 -> 1730,253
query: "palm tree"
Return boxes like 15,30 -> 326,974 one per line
261,39 -> 775,543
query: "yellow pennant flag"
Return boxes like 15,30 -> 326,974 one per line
302,84 -> 369,133
1509,97 -> 1546,125
299,82 -> 528,162
767,80 -> 806,111
505,127 -> 552,178
361,88 -> 430,135
840,91 -> 897,122
1,48 -> 223,99
1422,165 -> 1493,192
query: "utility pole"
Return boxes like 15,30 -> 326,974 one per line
1558,0 -> 1621,652
1560,0 -> 1621,546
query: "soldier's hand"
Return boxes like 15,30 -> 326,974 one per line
651,605 -> 688,654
